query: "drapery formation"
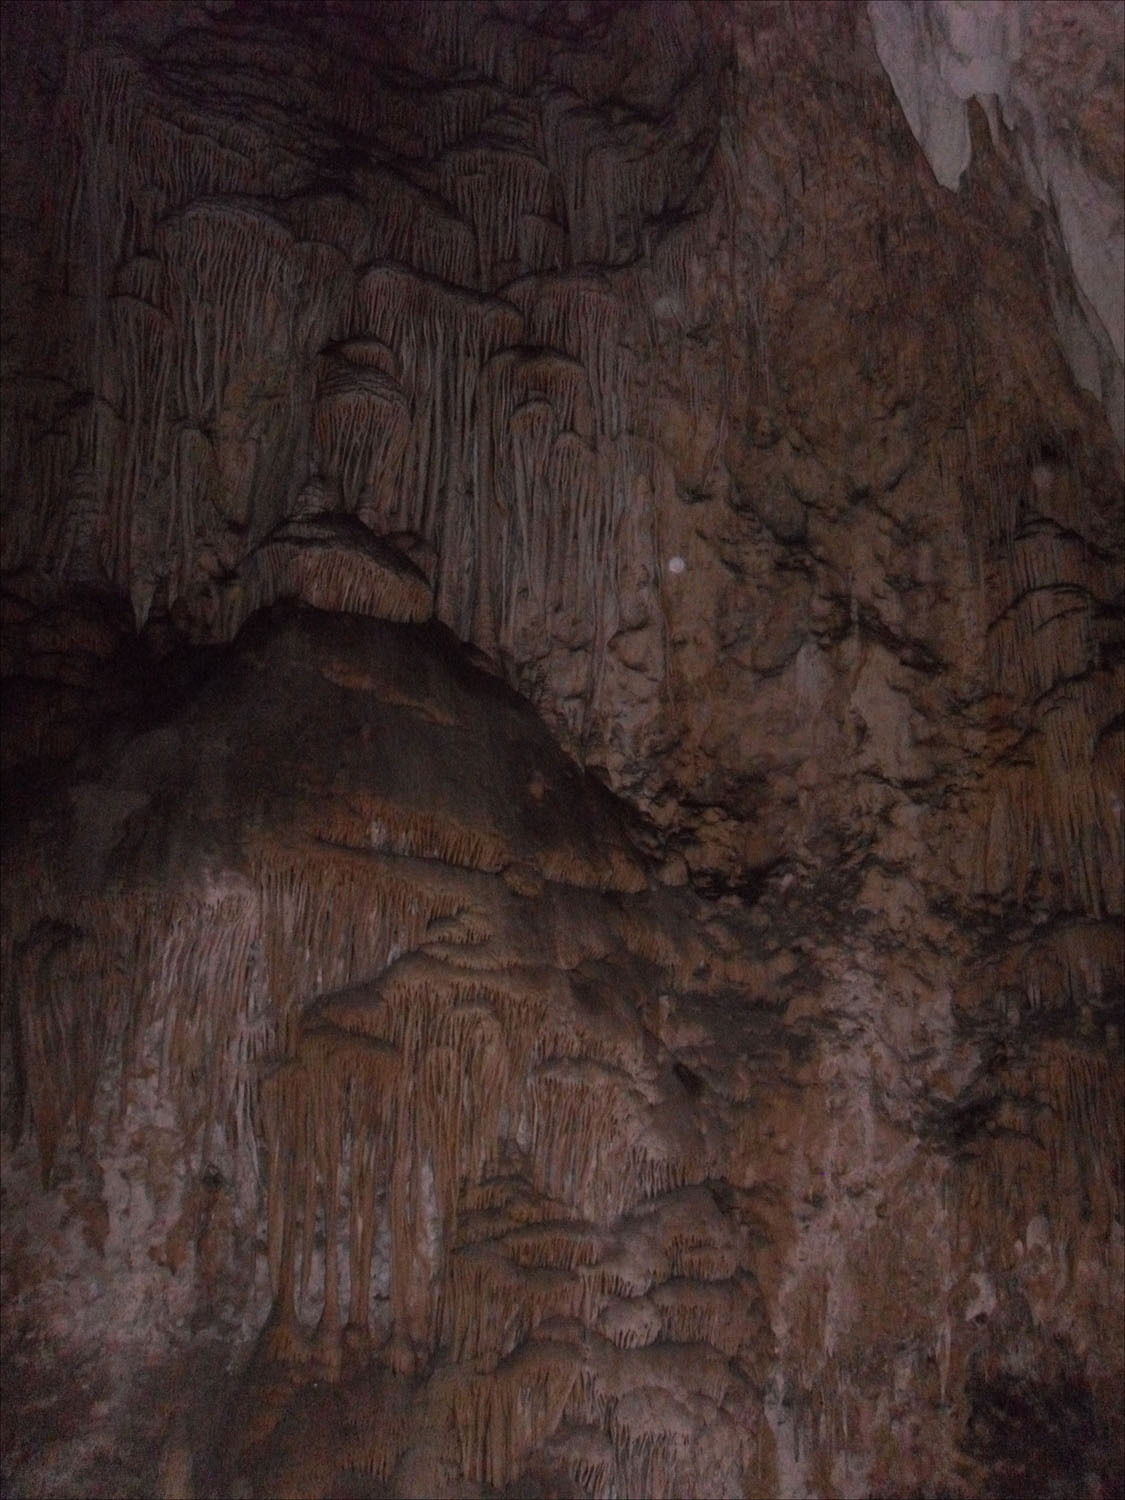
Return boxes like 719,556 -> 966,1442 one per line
1,4 -> 1121,1498
2,1 -> 727,761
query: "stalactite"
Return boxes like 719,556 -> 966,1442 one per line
248,856 -> 720,1398
102,293 -> 174,613
538,91 -> 600,267
525,1061 -> 644,1222
459,1176 -> 574,1226
425,84 -> 500,157
292,241 -> 354,358
259,925 -> 556,1365
283,192 -> 374,267
545,1427 -> 615,1500
564,1364 -> 617,1429
417,1 -> 539,93
353,266 -> 522,368
665,1232 -> 739,1282
205,511 -> 435,640
504,399 -> 558,636
472,346 -> 593,650
164,424 -> 218,615
489,348 -> 594,446
546,45 -> 615,105
441,1242 -> 596,1365
543,430 -> 602,624
15,921 -> 106,1184
0,387 -> 63,574
20,38 -> 148,590
986,512 -> 1111,703
503,1224 -> 605,1271
10,873 -> 273,1187
439,145 -> 555,289
449,1343 -> 580,1492
597,1295 -> 662,1351
1006,920 -> 1123,1017
23,397 -> 119,587
65,42 -> 141,322
960,396 -> 1121,924
309,794 -> 507,872
652,1277 -> 754,1356
988,582 -> 1095,701
353,264 -> 523,584
261,1018 -> 400,1330
974,679 -> 1122,917
592,138 -> 666,268
252,840 -> 463,1030
557,1336 -> 750,1500
958,1041 -> 1124,1264
3,0 -> 729,766
154,197 -> 298,426
563,430 -> 666,720
609,1390 -> 695,1500
357,164 -> 478,289
627,1339 -> 746,1411
151,879 -> 264,1157
533,835 -> 646,895
144,110 -> 262,212
111,254 -> 165,308
507,274 -> 622,437
341,1393 -> 410,1486
516,213 -> 567,276
313,357 -> 411,517
374,959 -> 550,1091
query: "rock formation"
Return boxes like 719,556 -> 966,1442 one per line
1,3 -> 1121,1497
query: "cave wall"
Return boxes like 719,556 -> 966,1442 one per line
1,3 -> 1122,1498
868,0 -> 1125,449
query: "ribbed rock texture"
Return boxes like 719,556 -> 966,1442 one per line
868,0 -> 1125,447
1,3 -> 1122,1498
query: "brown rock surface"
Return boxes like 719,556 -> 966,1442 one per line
1,3 -> 1122,1498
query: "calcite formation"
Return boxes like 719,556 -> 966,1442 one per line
1,3 -> 1122,1498
869,0 -> 1124,446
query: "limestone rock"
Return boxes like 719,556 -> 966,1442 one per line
1,2 -> 1122,1498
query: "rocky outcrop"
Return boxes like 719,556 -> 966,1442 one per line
1,3 -> 1122,1498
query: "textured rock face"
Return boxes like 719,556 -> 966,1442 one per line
1,3 -> 1123,1498
868,0 -> 1125,446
